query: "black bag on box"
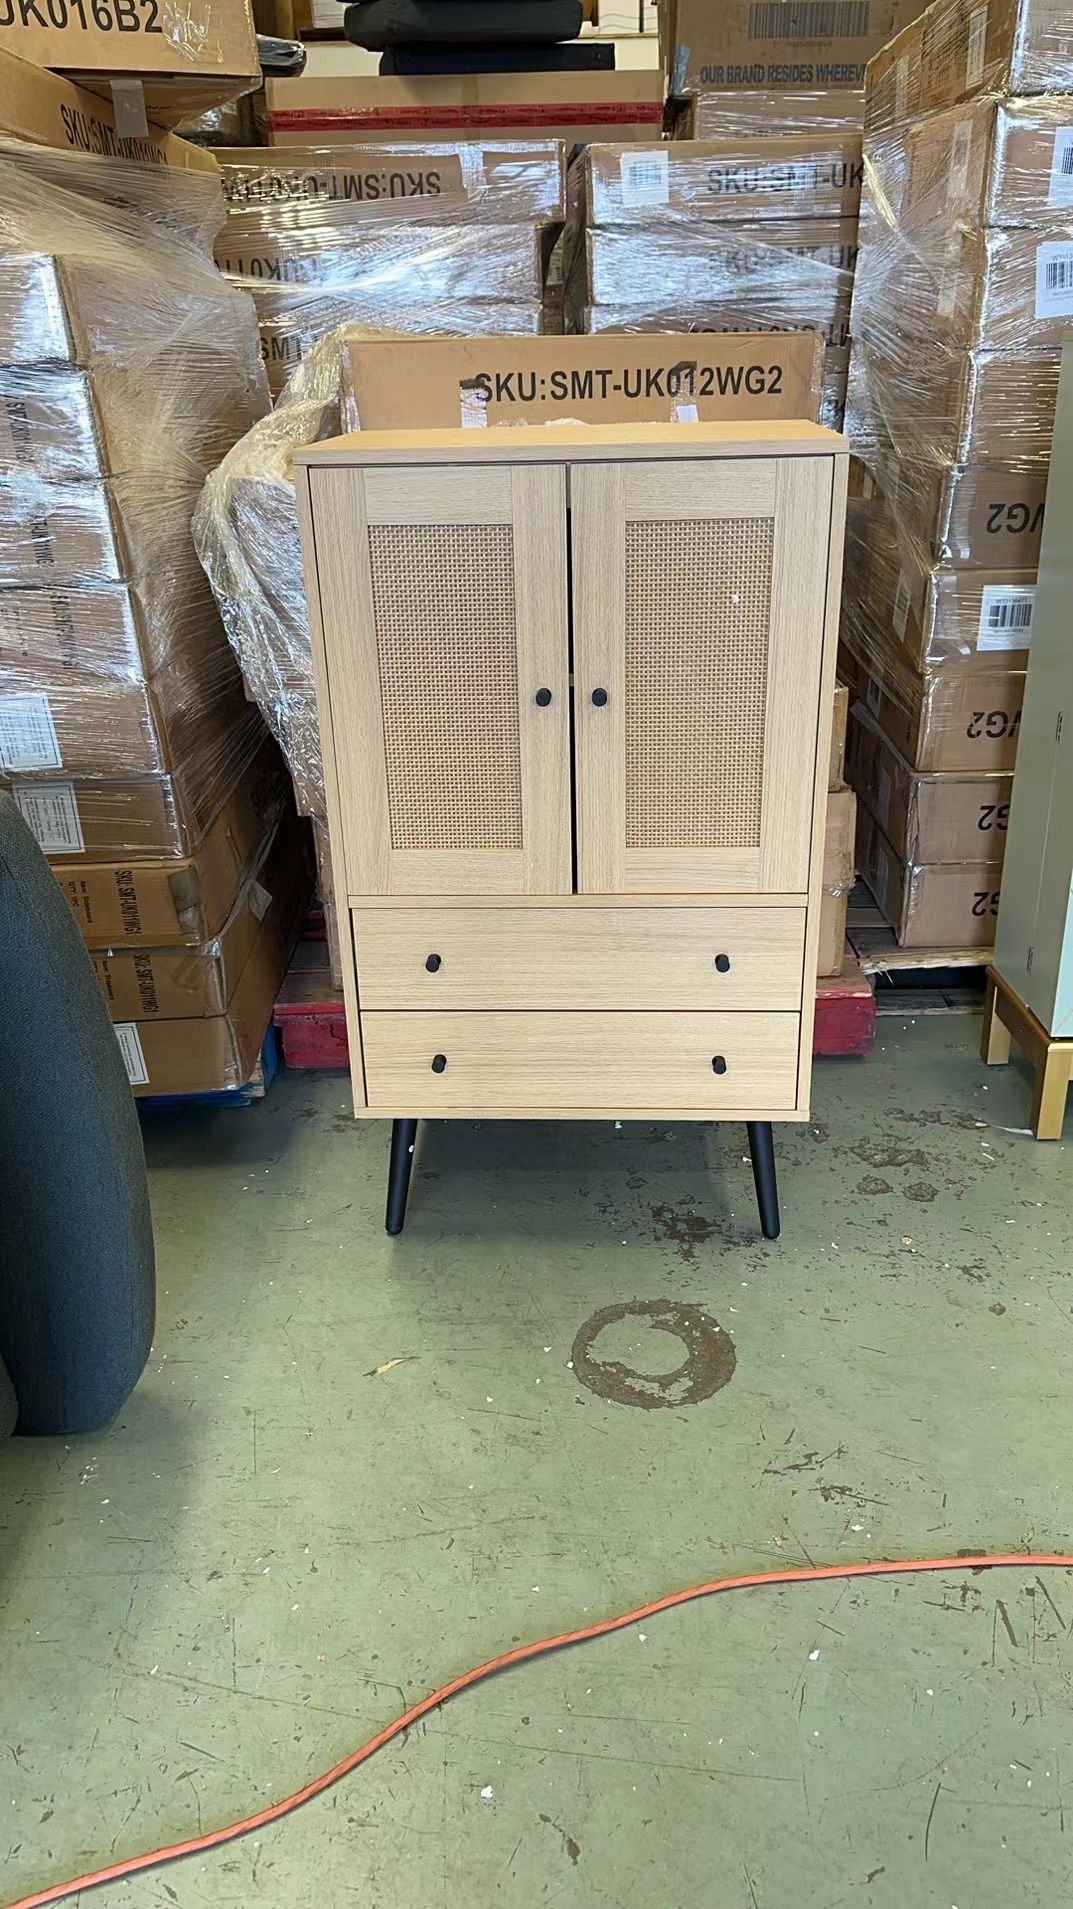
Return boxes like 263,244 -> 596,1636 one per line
345,0 -> 583,50
380,39 -> 612,70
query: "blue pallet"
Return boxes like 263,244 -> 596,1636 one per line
137,1026 -> 279,1112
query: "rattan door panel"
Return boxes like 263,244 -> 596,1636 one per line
573,457 -> 835,895
306,462 -> 571,897
361,1009 -> 801,1111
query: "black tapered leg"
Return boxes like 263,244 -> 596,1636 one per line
746,1121 -> 780,1240
385,1118 -> 418,1235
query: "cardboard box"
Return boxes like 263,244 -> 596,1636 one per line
681,89 -> 865,137
848,702 -> 1012,863
866,0 -> 1073,131
830,678 -> 849,788
848,346 -> 1062,466
861,453 -> 1049,569
663,0 -> 927,96
580,135 -> 863,223
818,774 -> 856,978
216,141 -> 567,224
580,293 -> 852,347
838,642 -> 1024,772
253,290 -> 551,396
857,807 -> 1003,949
0,566 -> 227,681
899,95 -> 1073,232
3,710 -> 277,861
849,521 -> 1038,668
341,331 -> 825,430
52,743 -> 292,947
818,886 -> 849,974
575,216 -> 858,308
0,42 -> 220,165
117,892 -> 297,1097
215,219 -> 551,301
0,0 -> 259,128
92,808 -> 312,1019
265,72 -> 664,147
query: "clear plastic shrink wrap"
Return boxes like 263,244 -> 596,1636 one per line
842,0 -> 1073,704
566,120 -> 860,429
0,134 -> 272,850
215,140 -> 566,392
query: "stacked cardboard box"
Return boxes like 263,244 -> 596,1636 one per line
0,0 -> 259,128
821,681 -> 856,975
564,115 -> 861,427
0,63 -> 311,1092
262,71 -> 664,148
841,0 -> 1073,948
214,141 -> 568,394
660,0 -> 924,100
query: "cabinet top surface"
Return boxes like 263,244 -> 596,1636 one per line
295,419 -> 848,469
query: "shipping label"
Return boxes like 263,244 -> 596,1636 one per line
0,691 -> 62,771
977,584 -> 1035,650
114,1023 -> 149,1089
12,780 -> 84,853
1048,128 -> 1073,209
619,149 -> 668,207
1035,241 -> 1073,318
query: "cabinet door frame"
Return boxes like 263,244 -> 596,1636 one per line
303,460 -> 572,898
572,455 -> 836,896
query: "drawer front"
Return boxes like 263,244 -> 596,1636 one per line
361,1010 -> 800,1111
353,906 -> 806,1011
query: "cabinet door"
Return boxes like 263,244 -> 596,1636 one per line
572,456 -> 835,895
307,461 -> 571,897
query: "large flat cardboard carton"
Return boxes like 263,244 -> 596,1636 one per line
0,0 -> 259,128
52,743 -> 292,947
116,891 -> 297,1097
664,0 -> 927,96
849,522 -> 1038,669
838,642 -> 1024,772
848,346 -> 1062,466
93,808 -> 312,1020
899,95 -> 1073,232
341,332 -> 824,430
857,807 -> 1003,949
253,290 -> 550,397
681,90 -> 865,137
866,0 -> 1073,131
818,785 -> 855,979
3,712 -> 278,862
217,141 -> 566,225
859,452 -> 1049,569
580,135 -> 863,224
0,42 -> 219,164
215,219 -> 551,302
265,73 -> 664,148
848,702 -> 1013,862
575,216 -> 858,311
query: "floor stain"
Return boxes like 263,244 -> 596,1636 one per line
649,1203 -> 718,1262
888,1105 -> 989,1131
856,1175 -> 893,1196
571,1299 -> 735,1410
904,1182 -> 938,1203
539,1815 -> 581,1865
851,1141 -> 930,1172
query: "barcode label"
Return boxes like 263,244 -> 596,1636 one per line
619,149 -> 668,207
114,1022 -> 150,1088
966,5 -> 988,85
13,781 -> 83,853
0,692 -> 62,771
866,671 -> 883,714
894,55 -> 908,120
978,584 -> 1035,650
948,121 -> 973,205
1048,127 -> 1073,208
1035,241 -> 1073,317
892,570 -> 912,639
748,0 -> 870,39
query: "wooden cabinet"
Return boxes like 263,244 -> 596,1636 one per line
296,422 -> 848,1235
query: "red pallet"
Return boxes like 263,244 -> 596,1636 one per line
275,942 -> 876,1071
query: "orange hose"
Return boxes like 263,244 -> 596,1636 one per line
8,1550 -> 1072,1909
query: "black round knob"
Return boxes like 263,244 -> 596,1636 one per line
534,687 -> 552,707
711,1055 -> 728,1075
425,953 -> 442,973
591,687 -> 609,708
431,1053 -> 447,1074
714,953 -> 731,974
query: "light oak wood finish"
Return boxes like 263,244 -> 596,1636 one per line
349,892 -> 809,910
295,420 -> 843,468
981,965 -> 1073,1140
353,905 -> 806,1011
759,457 -> 834,892
361,1010 -> 801,1112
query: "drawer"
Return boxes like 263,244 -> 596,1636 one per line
353,906 -> 806,1011
361,1010 -> 800,1112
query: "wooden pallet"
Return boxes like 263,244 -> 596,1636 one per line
274,941 -> 876,1071
847,885 -> 992,978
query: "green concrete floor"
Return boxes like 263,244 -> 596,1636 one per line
3,1017 -> 1073,1908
